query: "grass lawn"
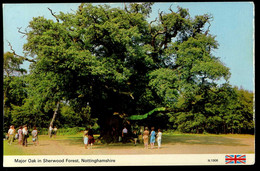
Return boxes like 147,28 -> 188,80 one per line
3,135 -> 51,155
3,140 -> 26,155
162,133 -> 249,146
3,133 -> 254,155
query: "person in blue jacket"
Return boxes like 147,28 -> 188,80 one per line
150,127 -> 156,149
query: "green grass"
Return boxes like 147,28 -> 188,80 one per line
3,140 -> 27,155
162,133 -> 247,146
3,133 -> 254,155
53,132 -> 251,147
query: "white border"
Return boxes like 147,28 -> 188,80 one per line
3,154 -> 255,167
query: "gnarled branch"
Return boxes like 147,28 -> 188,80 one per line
104,85 -> 134,99
7,41 -> 36,63
47,7 -> 59,22
205,22 -> 211,36
17,27 -> 28,37
149,17 -> 157,25
169,4 -> 174,13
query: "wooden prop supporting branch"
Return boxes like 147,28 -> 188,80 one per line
49,101 -> 60,127
127,107 -> 166,120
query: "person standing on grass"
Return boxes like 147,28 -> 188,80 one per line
133,130 -> 138,146
87,128 -> 94,149
48,125 -> 53,138
150,127 -> 156,149
143,127 -> 149,149
7,125 -> 15,145
157,129 -> 162,149
22,125 -> 29,147
122,127 -> 128,143
18,126 -> 23,145
53,126 -> 58,138
31,126 -> 39,146
83,132 -> 88,149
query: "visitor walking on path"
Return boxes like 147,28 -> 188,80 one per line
143,127 -> 149,149
31,126 -> 39,146
18,126 -> 23,145
7,125 -> 15,145
22,125 -> 29,147
157,129 -> 162,149
150,127 -> 156,149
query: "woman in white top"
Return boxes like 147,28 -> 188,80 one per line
49,126 -> 53,138
122,127 -> 128,143
157,129 -> 162,149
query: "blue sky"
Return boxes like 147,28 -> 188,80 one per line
3,2 -> 254,91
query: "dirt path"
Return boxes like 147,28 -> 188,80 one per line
22,135 -> 255,155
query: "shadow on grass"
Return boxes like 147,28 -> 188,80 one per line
163,134 -> 247,146
55,134 -> 248,147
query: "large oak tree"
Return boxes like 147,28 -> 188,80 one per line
11,3 -> 238,140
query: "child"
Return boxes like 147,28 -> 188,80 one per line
133,130 -> 138,146
157,129 -> 162,149
83,132 -> 88,149
150,127 -> 156,149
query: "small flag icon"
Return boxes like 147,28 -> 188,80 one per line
225,155 -> 246,164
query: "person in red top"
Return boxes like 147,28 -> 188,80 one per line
87,128 -> 94,149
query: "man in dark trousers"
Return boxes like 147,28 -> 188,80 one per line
122,127 -> 128,143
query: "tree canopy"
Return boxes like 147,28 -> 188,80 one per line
4,3 -> 254,139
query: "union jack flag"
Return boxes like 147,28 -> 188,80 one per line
225,155 -> 246,164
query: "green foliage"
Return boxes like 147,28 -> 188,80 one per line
52,127 -> 85,135
4,52 -> 27,77
4,3 -> 254,136
149,68 -> 178,107
167,84 -> 254,134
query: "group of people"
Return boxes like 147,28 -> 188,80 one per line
6,125 -> 39,147
48,126 -> 58,138
142,127 -> 162,149
83,128 -> 95,149
7,124 -> 162,149
122,126 -> 163,149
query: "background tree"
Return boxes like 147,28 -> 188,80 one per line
3,51 -> 28,134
